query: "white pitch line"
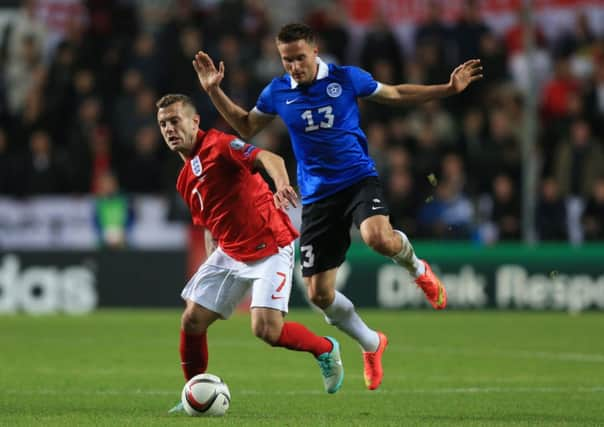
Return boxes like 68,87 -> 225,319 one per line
238,387 -> 604,395
391,346 -> 604,363
509,350 -> 604,363
23,370 -> 576,384
19,370 -> 596,385
164,342 -> 604,363
3,387 -> 604,396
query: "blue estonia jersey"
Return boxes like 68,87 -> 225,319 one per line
253,58 -> 381,204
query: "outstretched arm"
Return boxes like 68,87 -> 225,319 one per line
254,150 -> 298,210
370,59 -> 483,105
192,51 -> 273,139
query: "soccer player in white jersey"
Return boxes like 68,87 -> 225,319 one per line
192,23 -> 483,390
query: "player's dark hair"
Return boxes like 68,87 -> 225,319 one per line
155,94 -> 197,112
277,23 -> 316,45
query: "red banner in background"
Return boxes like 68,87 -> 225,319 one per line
341,0 -> 603,24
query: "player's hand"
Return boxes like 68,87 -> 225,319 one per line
449,59 -> 483,94
192,51 -> 225,92
273,185 -> 298,210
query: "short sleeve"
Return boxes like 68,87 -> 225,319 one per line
344,66 -> 379,98
255,82 -> 277,115
220,136 -> 261,171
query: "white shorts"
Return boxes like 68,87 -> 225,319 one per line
181,242 -> 295,319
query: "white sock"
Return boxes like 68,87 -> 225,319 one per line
391,230 -> 425,278
322,291 -> 379,352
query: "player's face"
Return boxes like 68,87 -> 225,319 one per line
277,39 -> 318,85
157,102 -> 200,155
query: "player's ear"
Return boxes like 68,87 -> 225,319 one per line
192,114 -> 200,129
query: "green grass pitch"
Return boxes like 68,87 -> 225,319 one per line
1,309 -> 603,426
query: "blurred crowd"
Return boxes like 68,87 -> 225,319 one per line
0,0 -> 603,244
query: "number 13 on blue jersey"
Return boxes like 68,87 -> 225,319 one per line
301,106 -> 334,132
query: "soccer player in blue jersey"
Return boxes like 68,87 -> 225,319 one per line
192,23 -> 483,391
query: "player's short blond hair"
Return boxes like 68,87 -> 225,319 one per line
155,94 -> 197,113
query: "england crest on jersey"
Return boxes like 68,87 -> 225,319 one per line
191,156 -> 203,177
326,82 -> 342,98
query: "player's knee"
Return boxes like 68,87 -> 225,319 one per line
181,309 -> 206,334
363,230 -> 392,255
252,322 -> 281,345
309,293 -> 330,308
308,289 -> 333,309
305,275 -> 336,309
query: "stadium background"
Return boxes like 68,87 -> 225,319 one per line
0,0 -> 603,314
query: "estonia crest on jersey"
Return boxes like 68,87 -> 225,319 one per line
191,156 -> 203,177
326,82 -> 342,98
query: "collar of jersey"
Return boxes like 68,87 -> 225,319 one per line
191,129 -> 206,154
289,57 -> 328,89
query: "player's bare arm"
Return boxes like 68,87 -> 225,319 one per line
254,150 -> 298,210
204,228 -> 217,256
192,51 -> 273,139
370,59 -> 483,105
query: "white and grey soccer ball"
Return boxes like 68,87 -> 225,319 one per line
181,373 -> 231,416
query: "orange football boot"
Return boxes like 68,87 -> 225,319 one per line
363,331 -> 388,390
415,260 -> 447,309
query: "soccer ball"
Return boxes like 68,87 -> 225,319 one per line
181,373 -> 231,416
